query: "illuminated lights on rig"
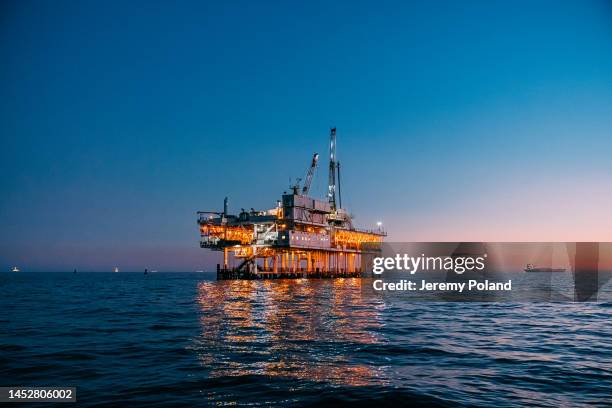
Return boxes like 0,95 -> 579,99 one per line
197,128 -> 386,279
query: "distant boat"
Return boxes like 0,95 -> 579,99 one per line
524,264 -> 566,273
113,267 -> 119,273
11,266 -> 20,272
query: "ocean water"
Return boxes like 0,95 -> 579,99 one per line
1,272 -> 611,407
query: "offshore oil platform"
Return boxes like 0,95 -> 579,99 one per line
197,128 -> 385,279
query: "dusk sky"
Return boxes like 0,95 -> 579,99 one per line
1,0 -> 611,271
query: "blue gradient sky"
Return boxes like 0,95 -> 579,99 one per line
1,0 -> 611,271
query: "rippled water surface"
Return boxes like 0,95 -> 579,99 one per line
1,273 -> 611,407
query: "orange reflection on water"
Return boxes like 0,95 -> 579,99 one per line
194,278 -> 387,386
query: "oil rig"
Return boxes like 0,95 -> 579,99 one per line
197,128 -> 385,279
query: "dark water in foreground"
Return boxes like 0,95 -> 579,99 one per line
1,273 -> 611,407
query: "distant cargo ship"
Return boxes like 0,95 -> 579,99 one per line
524,264 -> 566,273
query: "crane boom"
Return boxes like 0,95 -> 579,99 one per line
302,153 -> 319,195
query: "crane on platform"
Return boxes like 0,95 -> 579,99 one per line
302,153 -> 319,195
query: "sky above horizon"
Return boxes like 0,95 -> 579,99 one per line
1,0 -> 611,271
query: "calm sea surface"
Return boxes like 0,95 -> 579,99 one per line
1,273 -> 611,407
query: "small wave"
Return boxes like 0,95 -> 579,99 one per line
0,343 -> 27,352
355,343 -> 461,358
598,302 -> 612,308
149,324 -> 194,331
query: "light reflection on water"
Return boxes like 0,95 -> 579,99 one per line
195,278 -> 387,386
